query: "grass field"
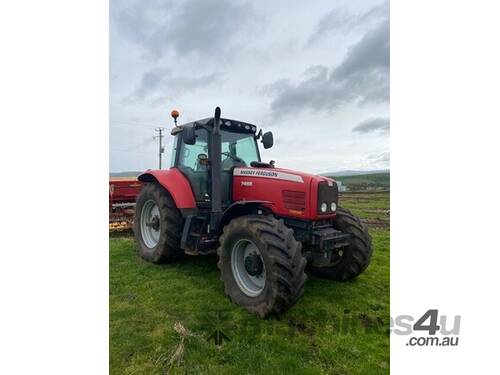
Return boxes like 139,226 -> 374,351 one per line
110,192 -> 390,374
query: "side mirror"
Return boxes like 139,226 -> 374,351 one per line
182,127 -> 196,145
262,131 -> 274,149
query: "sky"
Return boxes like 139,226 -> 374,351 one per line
110,0 -> 389,174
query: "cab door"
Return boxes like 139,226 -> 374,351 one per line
176,128 -> 210,203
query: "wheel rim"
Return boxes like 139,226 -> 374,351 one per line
230,239 -> 266,297
140,200 -> 161,248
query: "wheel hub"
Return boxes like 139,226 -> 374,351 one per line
146,215 -> 160,231
230,239 -> 266,297
140,200 -> 161,248
244,253 -> 263,276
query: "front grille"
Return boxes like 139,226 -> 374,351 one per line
282,190 -> 306,211
317,181 -> 338,214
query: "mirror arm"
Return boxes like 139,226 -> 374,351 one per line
254,129 -> 263,140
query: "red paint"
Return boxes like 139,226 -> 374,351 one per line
134,166 -> 336,219
109,178 -> 142,205
282,190 -> 306,211
138,168 -> 197,208
233,167 -> 336,220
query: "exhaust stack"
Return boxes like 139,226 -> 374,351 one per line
209,106 -> 222,231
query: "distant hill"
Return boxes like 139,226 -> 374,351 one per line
322,172 -> 390,191
110,171 -> 142,178
321,169 -> 389,177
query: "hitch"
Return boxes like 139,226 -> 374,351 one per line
311,227 -> 350,251
309,227 -> 351,267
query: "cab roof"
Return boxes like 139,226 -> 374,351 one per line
171,117 -> 258,135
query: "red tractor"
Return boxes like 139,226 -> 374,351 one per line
134,107 -> 372,317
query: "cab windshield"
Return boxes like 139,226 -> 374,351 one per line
176,129 -> 260,171
221,131 -> 260,168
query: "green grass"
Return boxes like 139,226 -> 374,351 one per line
110,192 -> 390,374
340,192 -> 390,222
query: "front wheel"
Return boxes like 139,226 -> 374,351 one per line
217,215 -> 307,318
308,207 -> 373,281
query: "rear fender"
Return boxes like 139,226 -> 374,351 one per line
138,168 -> 196,209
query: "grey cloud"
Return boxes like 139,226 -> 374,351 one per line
353,117 -> 389,133
269,19 -> 389,117
333,19 -> 389,79
261,79 -> 290,96
309,1 -> 388,43
111,0 -> 256,60
128,68 -> 221,103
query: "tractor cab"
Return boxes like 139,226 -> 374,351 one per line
170,117 -> 272,207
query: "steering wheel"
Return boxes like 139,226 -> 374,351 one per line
222,152 -> 244,163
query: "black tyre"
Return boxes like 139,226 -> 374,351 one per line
308,207 -> 372,281
217,215 -> 307,318
134,183 -> 183,263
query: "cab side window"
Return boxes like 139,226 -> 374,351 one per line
177,128 -> 209,202
178,129 -> 208,171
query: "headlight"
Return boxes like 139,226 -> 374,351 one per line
330,202 -> 337,212
320,202 -> 327,213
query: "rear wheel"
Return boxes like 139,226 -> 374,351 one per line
217,215 -> 307,317
308,207 -> 372,281
134,183 -> 183,263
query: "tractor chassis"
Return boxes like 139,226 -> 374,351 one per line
180,214 -> 217,255
179,211 -> 351,267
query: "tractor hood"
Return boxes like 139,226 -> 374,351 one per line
234,166 -> 334,186
232,167 -> 338,220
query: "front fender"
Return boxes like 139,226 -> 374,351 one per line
219,200 -> 274,230
138,168 -> 196,209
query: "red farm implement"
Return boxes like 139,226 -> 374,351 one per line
109,177 -> 142,231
